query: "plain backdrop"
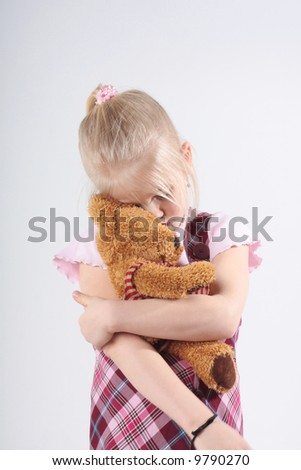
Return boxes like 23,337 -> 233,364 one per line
1,0 -> 300,450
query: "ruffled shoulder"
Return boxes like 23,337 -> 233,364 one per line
208,211 -> 262,273
53,229 -> 107,285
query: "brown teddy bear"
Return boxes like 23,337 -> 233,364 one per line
88,194 -> 237,394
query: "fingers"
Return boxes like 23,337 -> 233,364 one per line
72,290 -> 89,307
78,313 -> 90,345
78,312 -> 85,332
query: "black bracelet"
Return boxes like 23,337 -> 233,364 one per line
191,413 -> 218,450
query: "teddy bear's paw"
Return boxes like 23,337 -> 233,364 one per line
211,354 -> 237,393
185,262 -> 216,287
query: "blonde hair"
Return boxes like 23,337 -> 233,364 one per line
79,83 -> 199,209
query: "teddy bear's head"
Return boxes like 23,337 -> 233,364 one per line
88,194 -> 183,267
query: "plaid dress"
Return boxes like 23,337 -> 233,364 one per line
89,212 -> 244,450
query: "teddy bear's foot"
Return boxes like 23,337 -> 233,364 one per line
212,354 -> 236,393
165,340 -> 237,394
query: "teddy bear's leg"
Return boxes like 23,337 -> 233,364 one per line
166,341 -> 237,394
211,352 -> 236,392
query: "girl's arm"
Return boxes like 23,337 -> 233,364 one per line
78,261 -> 251,450
101,332 -> 251,449
115,245 -> 249,340
79,245 -> 249,343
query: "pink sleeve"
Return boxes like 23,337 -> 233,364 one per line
52,229 -> 107,285
208,212 -> 262,273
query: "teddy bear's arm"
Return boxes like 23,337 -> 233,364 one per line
133,261 -> 216,299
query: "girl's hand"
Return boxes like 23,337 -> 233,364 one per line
72,291 -> 114,350
193,419 -> 252,450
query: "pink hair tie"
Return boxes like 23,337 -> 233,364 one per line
95,85 -> 118,104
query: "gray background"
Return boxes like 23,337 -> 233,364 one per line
1,0 -> 300,450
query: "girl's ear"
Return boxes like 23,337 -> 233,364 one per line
180,141 -> 192,164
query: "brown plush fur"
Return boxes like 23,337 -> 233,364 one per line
88,194 -> 237,394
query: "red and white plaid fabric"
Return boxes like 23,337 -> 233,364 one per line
89,261 -> 242,450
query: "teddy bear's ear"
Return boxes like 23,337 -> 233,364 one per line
88,194 -> 122,221
88,194 -> 126,244
88,194 -> 126,266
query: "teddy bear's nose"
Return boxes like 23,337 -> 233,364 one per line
174,237 -> 181,249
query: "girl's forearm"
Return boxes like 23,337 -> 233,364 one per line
102,333 -> 214,438
110,294 -> 235,342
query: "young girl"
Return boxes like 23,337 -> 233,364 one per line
53,83 -> 262,450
